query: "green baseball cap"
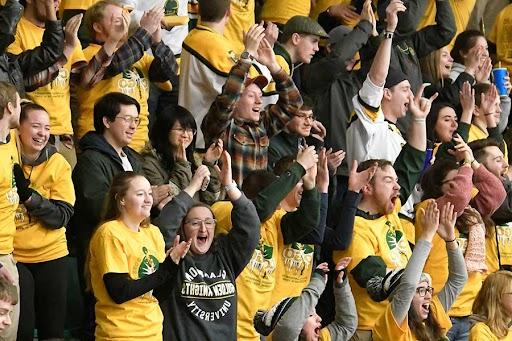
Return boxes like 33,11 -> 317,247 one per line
282,16 -> 329,40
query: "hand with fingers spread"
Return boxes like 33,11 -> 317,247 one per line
140,6 -> 164,35
151,184 -> 172,207
168,235 -> 191,264
316,148 -> 329,193
360,0 -> 378,36
303,159 -> 318,190
186,165 -> 210,196
219,151 -> 241,200
326,148 -> 345,175
64,14 -> 83,58
409,85 -> 438,119
465,47 -> 484,76
256,38 -> 281,74
296,145 -> 319,171
475,57 -> 493,84
437,202 -> 457,242
334,257 -> 351,285
263,21 -> 279,47
315,262 -> 330,284
310,120 -> 326,141
447,134 -> 477,166
328,4 -> 359,24
419,200 -> 440,241
385,0 -> 407,33
105,12 -> 130,48
479,85 -> 499,123
348,160 -> 377,193
243,23 -> 265,60
459,81 -> 475,118
204,139 -> 223,164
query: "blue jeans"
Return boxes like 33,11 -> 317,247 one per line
447,316 -> 470,341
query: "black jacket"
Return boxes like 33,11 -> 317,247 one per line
70,132 -> 141,244
0,0 -> 64,97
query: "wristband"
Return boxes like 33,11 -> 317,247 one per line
384,31 -> 394,39
224,181 -> 237,192
413,118 -> 426,123
446,238 -> 457,243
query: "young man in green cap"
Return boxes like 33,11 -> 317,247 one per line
274,15 -> 329,78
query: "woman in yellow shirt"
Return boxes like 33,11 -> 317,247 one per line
13,102 -> 75,340
88,172 -> 190,340
469,271 -> 512,340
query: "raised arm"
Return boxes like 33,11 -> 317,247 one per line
153,166 -> 210,248
252,146 -> 315,222
436,203 -> 468,311
217,151 -> 261,276
412,0 -> 456,59
257,38 -> 303,138
390,201 -> 439,325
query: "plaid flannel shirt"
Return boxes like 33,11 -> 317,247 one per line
202,60 -> 302,185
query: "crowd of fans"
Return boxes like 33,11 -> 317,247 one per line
0,0 -> 512,340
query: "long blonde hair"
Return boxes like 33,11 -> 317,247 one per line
472,271 -> 512,338
420,48 -> 444,87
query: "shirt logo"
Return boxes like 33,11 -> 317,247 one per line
385,221 -> 410,266
164,0 -> 178,16
248,240 -> 276,279
282,243 -> 314,276
118,68 -> 149,98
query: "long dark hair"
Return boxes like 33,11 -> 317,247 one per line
408,303 -> 444,340
149,105 -> 197,170
421,158 -> 459,201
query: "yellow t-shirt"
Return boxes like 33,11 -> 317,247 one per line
269,237 -> 314,306
309,0 -> 359,28
488,5 -> 512,74
447,271 -> 483,317
0,131 -> 19,254
470,322 -> 512,341
333,201 -> 412,330
212,201 -> 283,341
417,0 -> 476,48
76,44 -> 170,152
373,296 -> 452,341
7,16 -> 86,135
261,0 -> 311,25
13,152 -> 75,263
223,0 -> 255,54
59,0 -> 98,11
89,220 -> 166,340
486,223 -> 512,273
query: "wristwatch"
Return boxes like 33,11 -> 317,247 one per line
384,31 -> 394,39
240,51 -> 253,61
224,181 -> 238,192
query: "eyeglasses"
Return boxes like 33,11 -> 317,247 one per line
416,286 -> 434,297
171,127 -> 197,136
184,218 -> 216,229
293,113 -> 316,121
115,115 -> 140,126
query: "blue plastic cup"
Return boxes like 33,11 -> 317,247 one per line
493,68 -> 508,97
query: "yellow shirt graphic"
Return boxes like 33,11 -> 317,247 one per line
333,201 -> 412,330
14,153 -> 75,263
89,220 -> 166,340
0,131 -> 19,254
488,5 -> 512,74
8,16 -> 86,135
373,296 -> 451,341
76,44 -> 170,152
212,202 -> 283,341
